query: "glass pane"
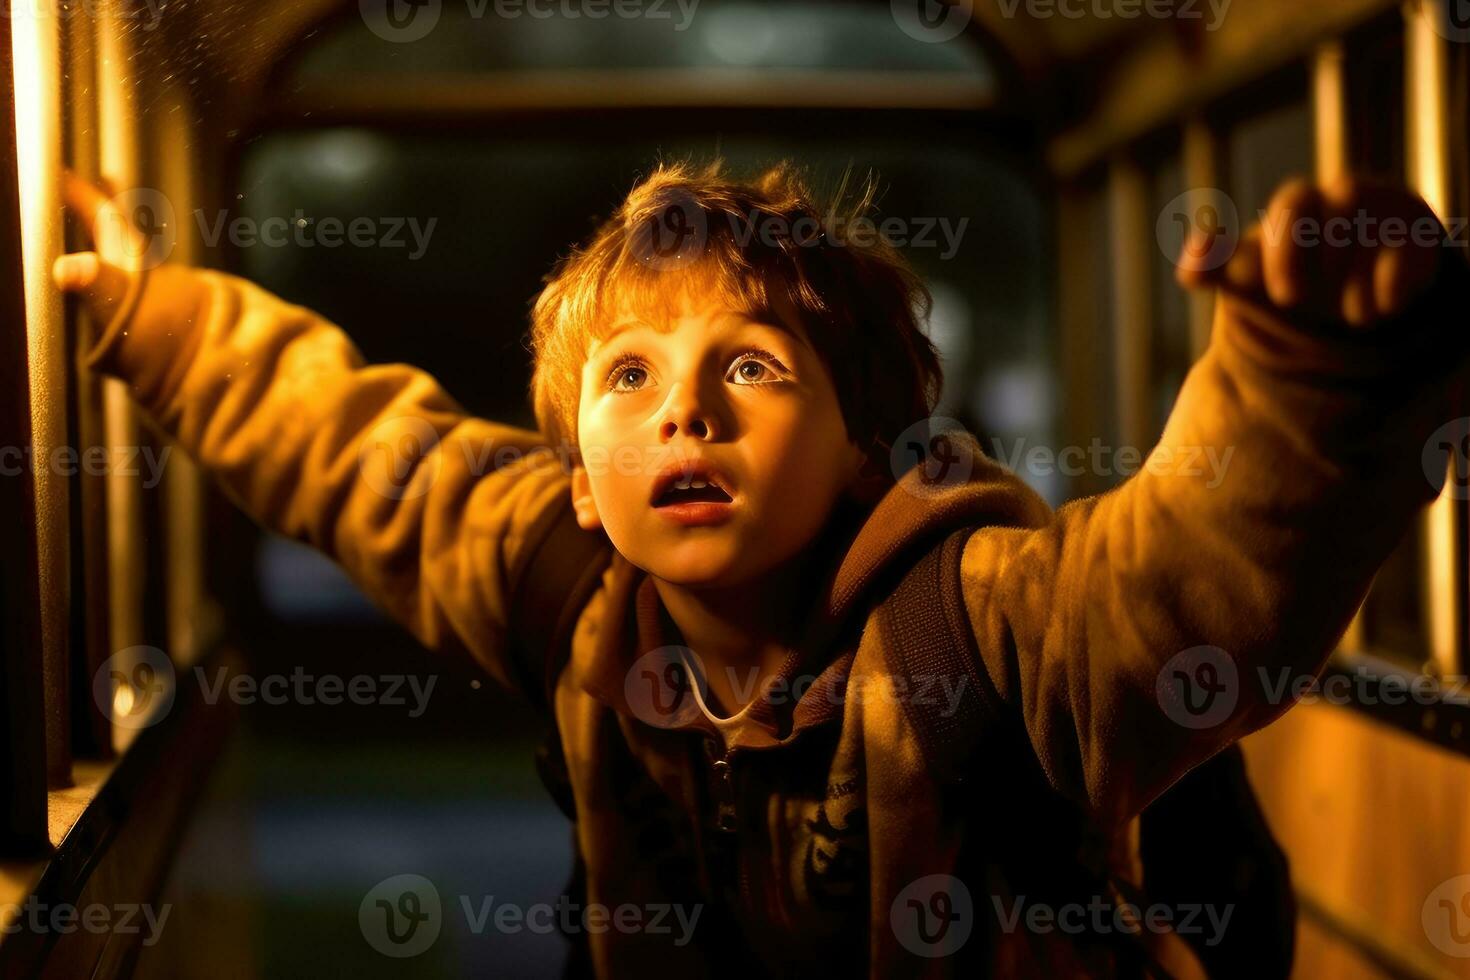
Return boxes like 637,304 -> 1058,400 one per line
232,128 -> 1050,477
288,0 -> 993,80
1147,143 -> 1191,442
1227,94 -> 1314,221
1345,14 -> 1406,183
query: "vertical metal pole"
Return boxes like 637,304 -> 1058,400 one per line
151,77 -> 211,669
1312,39 -> 1373,658
1406,0 -> 1461,680
63,0 -> 114,760
1108,155 -> 1153,453
96,0 -> 149,753
12,0 -> 72,788
0,0 -> 50,856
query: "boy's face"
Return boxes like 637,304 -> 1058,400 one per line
572,288 -> 867,588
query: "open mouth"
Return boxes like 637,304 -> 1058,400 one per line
653,478 -> 734,508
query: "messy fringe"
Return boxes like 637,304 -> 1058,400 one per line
527,156 -> 943,473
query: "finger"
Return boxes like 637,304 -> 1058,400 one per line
1260,178 -> 1324,311
1175,197 -> 1242,292
1175,233 -> 1235,291
51,251 -> 133,323
1219,224 -> 1266,303
1333,179 -> 1446,322
61,171 -> 112,243
52,250 -> 101,291
1339,238 -> 1380,329
1373,236 -> 1441,321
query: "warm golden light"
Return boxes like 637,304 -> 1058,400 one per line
1406,0 -> 1459,679
13,0 -> 72,786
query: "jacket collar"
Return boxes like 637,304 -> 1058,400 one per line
570,436 -> 1052,746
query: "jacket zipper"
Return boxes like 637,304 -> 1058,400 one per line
705,739 -> 753,912
709,748 -> 739,832
700,717 -> 844,930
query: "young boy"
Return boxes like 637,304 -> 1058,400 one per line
54,160 -> 1470,978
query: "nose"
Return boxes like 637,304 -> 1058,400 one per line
658,382 -> 720,443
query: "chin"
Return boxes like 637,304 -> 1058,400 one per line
632,538 -> 760,589
642,554 -> 745,588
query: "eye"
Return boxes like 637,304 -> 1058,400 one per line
605,354 -> 651,393
727,348 -> 788,386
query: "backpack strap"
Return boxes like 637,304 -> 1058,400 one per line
877,524 -> 1006,784
882,520 -> 1294,978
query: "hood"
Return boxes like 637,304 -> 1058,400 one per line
570,434 -> 1054,747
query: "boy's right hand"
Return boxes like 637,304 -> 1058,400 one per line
53,171 -> 148,327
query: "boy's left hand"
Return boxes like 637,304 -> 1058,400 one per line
1177,176 -> 1450,332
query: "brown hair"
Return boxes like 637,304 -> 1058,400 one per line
527,157 -> 944,475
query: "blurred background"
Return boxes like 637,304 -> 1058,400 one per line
1,0 -> 1469,977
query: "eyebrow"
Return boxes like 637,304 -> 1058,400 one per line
596,310 -> 812,354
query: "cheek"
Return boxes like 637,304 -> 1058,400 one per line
577,416 -> 655,529
740,400 -> 853,508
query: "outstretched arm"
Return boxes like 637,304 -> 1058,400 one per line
961,178 -> 1470,828
54,176 -> 583,701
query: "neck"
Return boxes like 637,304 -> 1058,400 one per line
649,497 -> 864,715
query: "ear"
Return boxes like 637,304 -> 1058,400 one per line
843,440 -> 890,507
570,466 -> 603,531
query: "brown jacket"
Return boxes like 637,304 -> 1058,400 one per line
85,257 -> 1469,977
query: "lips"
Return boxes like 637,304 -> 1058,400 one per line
650,460 -> 735,508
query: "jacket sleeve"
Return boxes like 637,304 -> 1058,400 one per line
84,262 -> 579,698
961,254 -> 1470,828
